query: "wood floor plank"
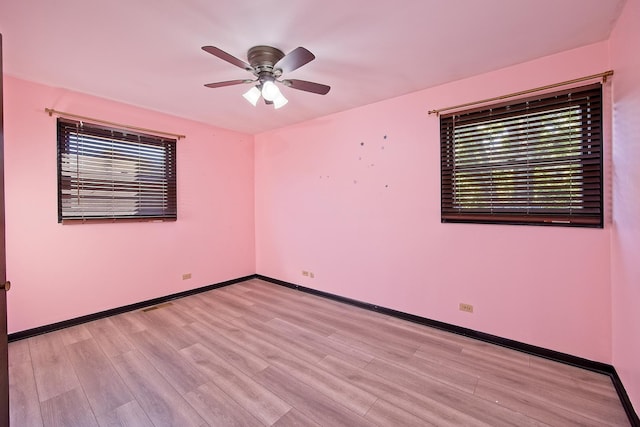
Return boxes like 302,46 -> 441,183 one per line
187,291 -> 253,320
205,289 -> 277,323
84,317 -> 135,358
238,290 -> 338,337
65,338 -> 134,416
474,379 -> 607,427
137,302 -> 197,330
328,330 -> 415,364
180,343 -> 291,426
228,314 -> 328,364
148,321 -> 201,352
127,329 -> 208,395
190,304 -> 327,367
365,355 -> 553,426
8,339 -> 31,367
184,382 -> 265,427
9,361 -> 43,427
267,353 -> 378,417
364,397 -> 438,427
111,350 -> 207,427
108,310 -> 147,335
246,282 -> 395,332
402,351 -> 480,393
226,305 -> 330,359
459,337 -> 531,365
309,307 -> 430,353
271,408 -> 322,427
95,400 -> 155,427
266,317 -> 374,368
395,318 -> 525,363
195,305 -> 379,417
207,287 -> 258,310
184,321 -> 269,376
317,354 -> 490,426
219,281 -> 254,295
185,295 -> 280,331
40,387 -> 98,427
253,365 -> 374,426
58,324 -> 93,346
528,355 -> 622,396
424,343 -> 629,425
29,331 -> 82,402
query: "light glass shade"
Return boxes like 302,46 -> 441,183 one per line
242,86 -> 261,106
261,81 -> 281,101
273,93 -> 289,109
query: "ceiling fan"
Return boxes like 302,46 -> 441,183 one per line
202,45 -> 331,108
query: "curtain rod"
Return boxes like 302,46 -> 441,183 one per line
427,70 -> 614,116
44,108 -> 186,140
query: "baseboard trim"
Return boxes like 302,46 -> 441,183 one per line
256,274 -> 639,426
7,275 -> 254,342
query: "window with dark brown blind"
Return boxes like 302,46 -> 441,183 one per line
440,83 -> 603,227
57,118 -> 177,222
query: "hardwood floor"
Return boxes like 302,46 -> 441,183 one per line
8,279 -> 630,426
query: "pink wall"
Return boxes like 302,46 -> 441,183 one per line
610,0 -> 640,412
255,42 -> 613,362
3,76 -> 256,333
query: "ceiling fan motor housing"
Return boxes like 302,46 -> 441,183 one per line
248,46 -> 285,79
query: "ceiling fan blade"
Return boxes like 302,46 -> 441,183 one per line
282,79 -> 331,95
274,47 -> 315,73
204,79 -> 252,89
202,46 -> 252,71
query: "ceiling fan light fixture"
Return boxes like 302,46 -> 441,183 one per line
243,86 -> 261,106
261,80 -> 281,101
273,93 -> 289,109
203,45 -> 330,110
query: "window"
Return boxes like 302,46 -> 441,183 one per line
57,118 -> 177,222
440,83 -> 603,227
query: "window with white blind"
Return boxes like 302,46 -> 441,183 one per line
57,118 -> 177,222
440,83 -> 603,227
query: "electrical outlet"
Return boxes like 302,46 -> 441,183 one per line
302,271 -> 310,277
459,303 -> 473,313
182,273 -> 192,280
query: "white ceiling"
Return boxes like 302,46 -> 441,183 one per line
0,0 -> 626,135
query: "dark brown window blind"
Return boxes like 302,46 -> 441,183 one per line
440,83 -> 603,227
57,118 -> 177,222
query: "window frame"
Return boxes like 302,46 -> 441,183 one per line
440,83 -> 603,228
57,118 -> 177,223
